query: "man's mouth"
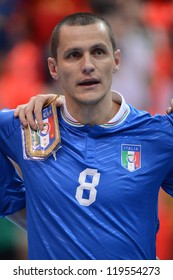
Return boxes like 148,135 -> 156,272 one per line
78,78 -> 100,86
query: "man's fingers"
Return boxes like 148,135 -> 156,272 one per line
15,95 -> 46,130
25,96 -> 44,130
166,98 -> 173,114
170,98 -> 173,108
14,94 -> 61,130
16,97 -> 38,130
14,104 -> 25,118
166,107 -> 172,114
14,104 -> 29,127
31,94 -> 56,130
33,94 -> 62,130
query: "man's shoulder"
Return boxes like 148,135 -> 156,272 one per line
127,105 -> 173,132
128,105 -> 156,124
0,108 -> 15,120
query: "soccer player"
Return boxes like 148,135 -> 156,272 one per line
0,12 -> 173,260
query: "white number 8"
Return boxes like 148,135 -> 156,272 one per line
75,168 -> 101,206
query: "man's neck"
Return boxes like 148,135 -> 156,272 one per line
63,91 -> 122,126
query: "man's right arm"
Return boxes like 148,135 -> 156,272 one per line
0,152 -> 26,230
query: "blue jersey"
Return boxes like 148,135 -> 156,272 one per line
0,152 -> 25,217
0,94 -> 173,260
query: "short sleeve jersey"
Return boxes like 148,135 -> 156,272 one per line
0,92 -> 173,260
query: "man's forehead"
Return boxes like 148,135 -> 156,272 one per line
58,22 -> 110,48
60,22 -> 108,37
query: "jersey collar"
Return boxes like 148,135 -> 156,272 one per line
60,91 -> 130,127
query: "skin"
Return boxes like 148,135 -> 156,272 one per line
167,99 -> 173,114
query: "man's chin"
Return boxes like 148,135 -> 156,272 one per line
76,94 -> 105,106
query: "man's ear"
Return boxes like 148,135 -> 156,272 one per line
113,49 -> 121,73
47,57 -> 59,80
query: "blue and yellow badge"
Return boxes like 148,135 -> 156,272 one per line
121,144 -> 141,172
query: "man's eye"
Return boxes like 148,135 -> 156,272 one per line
94,49 -> 105,56
67,52 -> 80,59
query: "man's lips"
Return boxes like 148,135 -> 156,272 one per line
78,78 -> 100,86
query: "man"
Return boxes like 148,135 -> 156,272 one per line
0,12 -> 173,260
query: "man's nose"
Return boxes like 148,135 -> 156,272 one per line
81,54 -> 95,74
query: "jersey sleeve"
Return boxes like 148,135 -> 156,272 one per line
161,171 -> 173,197
161,113 -> 173,197
0,152 -> 26,217
165,112 -> 173,126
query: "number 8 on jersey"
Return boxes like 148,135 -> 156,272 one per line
75,168 -> 101,206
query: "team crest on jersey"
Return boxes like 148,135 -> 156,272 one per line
121,144 -> 141,172
23,101 -> 61,160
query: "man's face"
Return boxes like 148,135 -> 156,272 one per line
49,22 -> 120,107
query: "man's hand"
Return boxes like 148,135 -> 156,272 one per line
14,94 -> 64,131
166,98 -> 173,114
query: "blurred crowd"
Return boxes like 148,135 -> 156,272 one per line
0,0 -> 173,260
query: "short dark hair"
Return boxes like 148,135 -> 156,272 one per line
50,12 -> 117,59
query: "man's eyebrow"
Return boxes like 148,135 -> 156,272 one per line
91,43 -> 107,49
63,47 -> 82,56
90,43 -> 109,53
63,43 -> 108,57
